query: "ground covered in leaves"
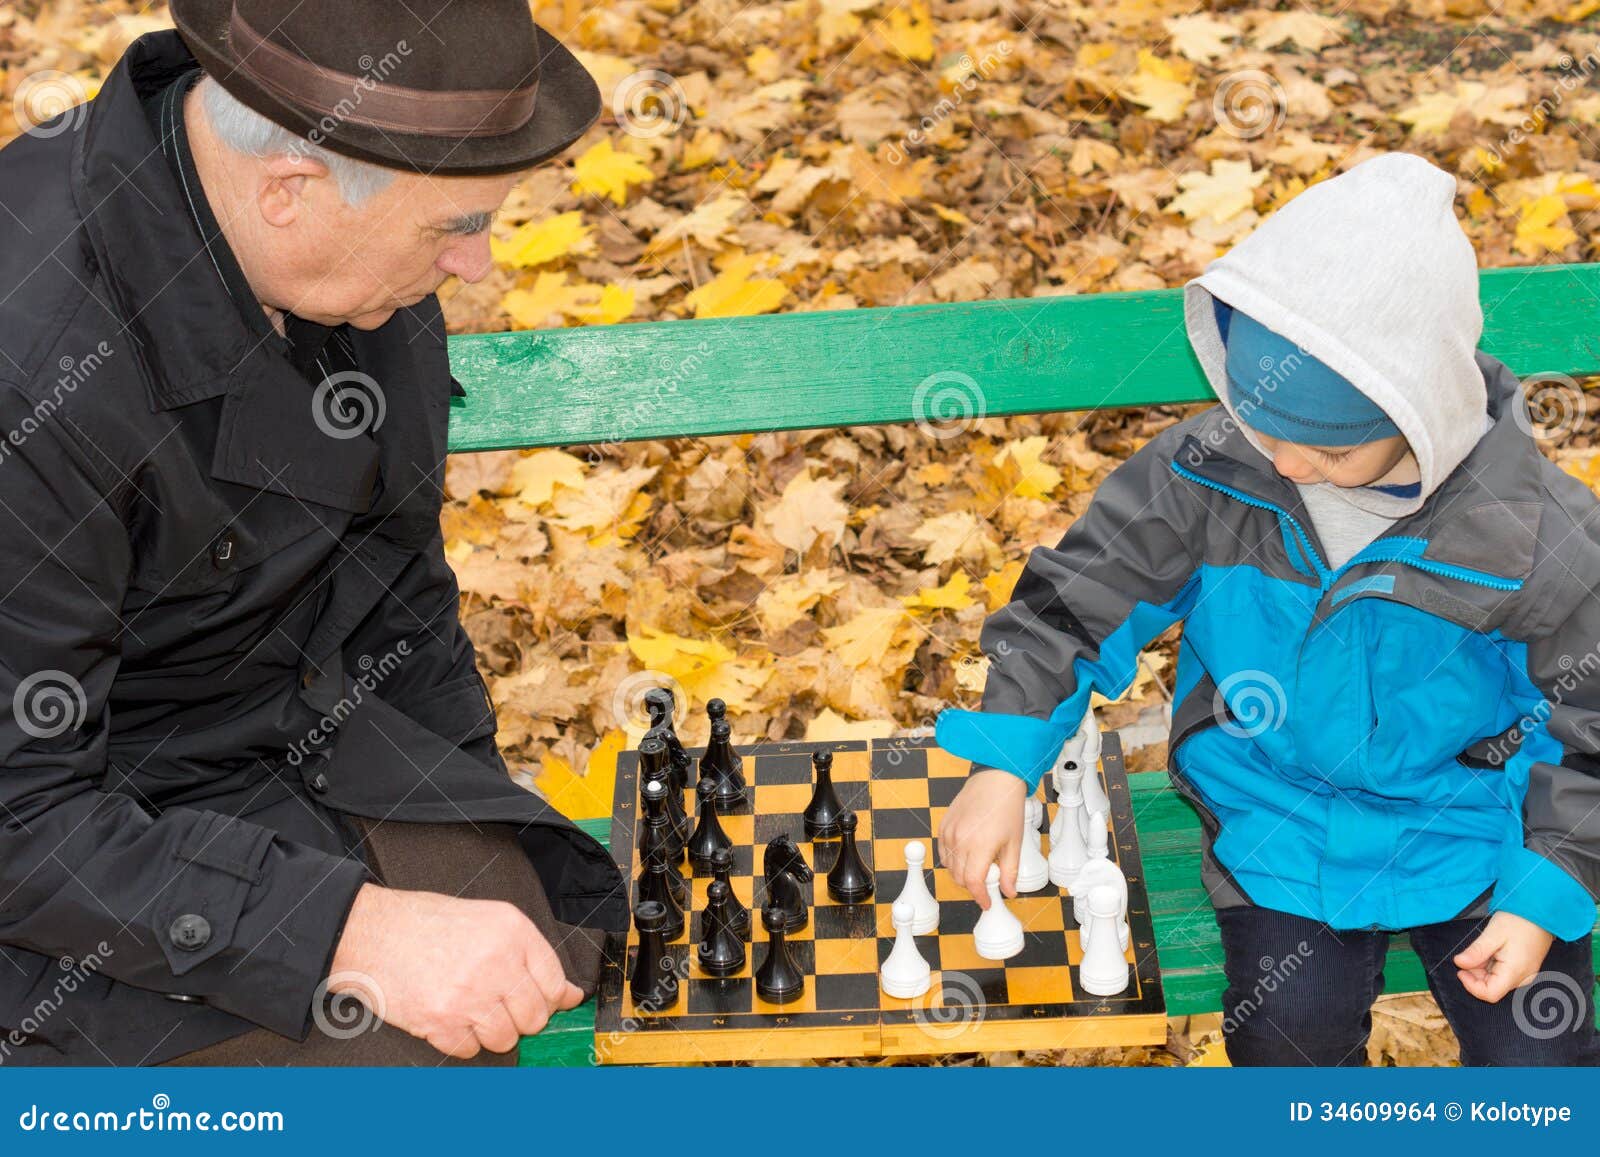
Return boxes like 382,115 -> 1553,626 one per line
6,0 -> 1599,1069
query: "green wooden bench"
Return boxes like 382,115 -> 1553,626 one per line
441,263 -> 1600,1066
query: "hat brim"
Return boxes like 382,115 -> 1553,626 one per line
170,0 -> 601,176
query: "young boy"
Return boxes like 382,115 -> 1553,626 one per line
935,152 -> 1600,1066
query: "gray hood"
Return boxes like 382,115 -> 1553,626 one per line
1183,152 -> 1487,519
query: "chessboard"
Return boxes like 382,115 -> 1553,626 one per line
592,731 -> 1165,1064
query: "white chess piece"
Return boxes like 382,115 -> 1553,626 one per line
1079,771 -> 1110,841
973,864 -> 1025,960
1073,858 -> 1129,951
1016,798 -> 1050,893
880,900 -> 932,998
1071,812 -> 1112,923
1048,771 -> 1089,888
895,840 -> 940,935
1077,883 -> 1131,996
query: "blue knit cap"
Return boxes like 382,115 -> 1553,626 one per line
1215,300 -> 1399,446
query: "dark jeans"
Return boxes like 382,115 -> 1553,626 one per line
1215,904 -> 1600,1066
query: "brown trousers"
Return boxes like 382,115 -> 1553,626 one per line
164,818 -> 605,1066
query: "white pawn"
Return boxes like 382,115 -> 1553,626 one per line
1071,812 -> 1112,923
1073,858 -> 1129,951
1017,798 -> 1050,893
1078,883 -> 1131,997
1049,764 -> 1076,845
1048,773 -> 1089,888
880,900 -> 932,998
895,841 -> 940,935
1078,739 -> 1110,832
973,864 -> 1025,960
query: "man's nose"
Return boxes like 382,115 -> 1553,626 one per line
440,233 -> 493,284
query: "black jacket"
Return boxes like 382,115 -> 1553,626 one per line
0,31 -> 625,1066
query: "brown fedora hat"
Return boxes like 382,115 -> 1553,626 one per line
169,0 -> 603,176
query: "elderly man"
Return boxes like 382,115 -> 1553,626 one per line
0,0 -> 625,1066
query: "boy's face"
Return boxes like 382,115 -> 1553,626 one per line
1254,432 -> 1412,488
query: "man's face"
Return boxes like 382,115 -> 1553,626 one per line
1254,432 -> 1412,488
277,167 -> 522,330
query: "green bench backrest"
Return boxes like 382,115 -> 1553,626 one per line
447,263 -> 1600,453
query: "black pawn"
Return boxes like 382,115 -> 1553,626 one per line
641,736 -> 690,847
637,846 -> 685,942
630,900 -> 680,1008
687,777 -> 733,870
803,749 -> 846,839
639,780 -> 688,907
643,687 -> 692,790
825,810 -> 874,903
754,905 -> 805,1004
700,701 -> 746,809
710,847 -> 749,939
697,880 -> 747,978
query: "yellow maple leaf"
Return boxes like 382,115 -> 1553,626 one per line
490,211 -> 593,269
760,468 -> 851,557
571,139 -> 654,205
902,570 -> 976,612
756,571 -> 844,633
882,1 -> 934,62
1513,194 -> 1578,258
535,730 -> 624,820
509,449 -> 587,508
683,254 -> 788,319
981,559 -> 1025,611
503,273 -> 634,328
1164,14 -> 1238,62
823,607 -> 910,670
1122,51 -> 1194,122
1165,160 -> 1266,223
818,0 -> 878,50
997,435 -> 1064,499
626,627 -> 771,709
548,464 -> 659,543
804,708 -> 896,742
1559,453 -> 1600,494
746,46 -> 782,81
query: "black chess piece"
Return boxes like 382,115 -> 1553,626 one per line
639,780 -> 688,907
710,847 -> 749,939
754,905 -> 805,1004
640,735 -> 690,846
762,835 -> 812,934
687,777 -> 733,870
630,900 -> 680,1008
803,748 -> 846,839
697,880 -> 747,978
643,687 -> 692,790
699,719 -> 747,810
636,845 -> 685,942
825,810 -> 874,903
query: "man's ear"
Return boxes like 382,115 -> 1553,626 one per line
257,152 -> 331,228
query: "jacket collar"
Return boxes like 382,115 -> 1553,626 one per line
68,31 -> 424,514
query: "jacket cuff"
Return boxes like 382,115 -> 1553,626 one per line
936,707 -> 1073,792
1490,844 -> 1598,942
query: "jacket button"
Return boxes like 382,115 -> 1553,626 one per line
169,914 -> 211,951
211,536 -> 234,566
308,772 -> 330,794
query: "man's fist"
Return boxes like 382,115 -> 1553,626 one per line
328,884 -> 584,1059
937,768 -> 1027,909
1454,910 -> 1555,1003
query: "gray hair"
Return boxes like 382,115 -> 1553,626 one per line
197,76 -> 397,206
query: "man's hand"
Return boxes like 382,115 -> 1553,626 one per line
937,768 -> 1027,909
328,884 -> 584,1059
1453,910 -> 1555,1003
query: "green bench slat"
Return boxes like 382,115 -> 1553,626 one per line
451,263 -> 1600,453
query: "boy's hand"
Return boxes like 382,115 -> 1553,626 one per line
937,768 -> 1027,909
1453,911 -> 1555,1003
